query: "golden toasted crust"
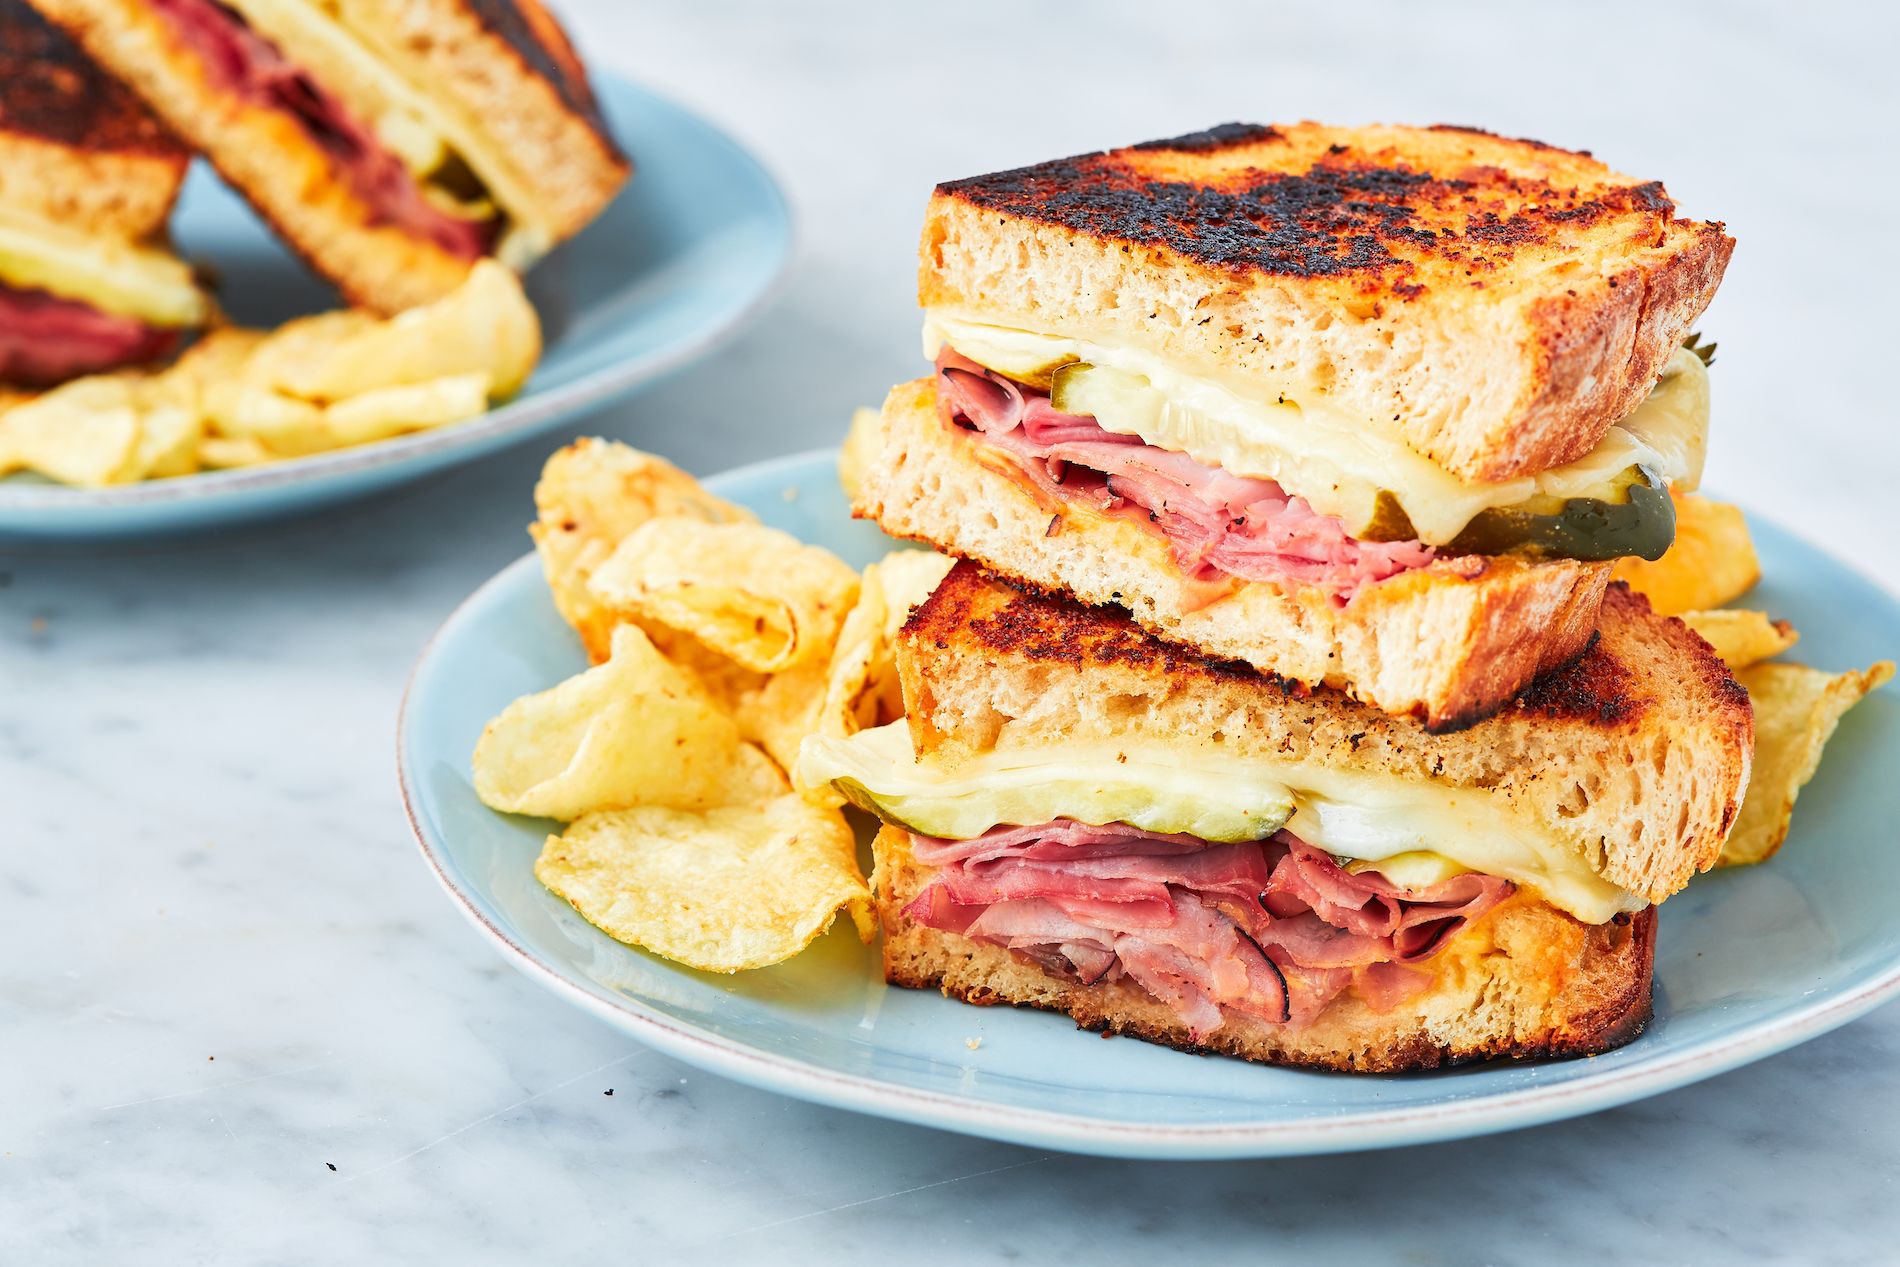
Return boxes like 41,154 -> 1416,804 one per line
0,0 -> 186,238
899,563 -> 1752,904
860,378 -> 1611,729
875,827 -> 1655,1072
345,0 -> 629,240
922,121 -> 1731,482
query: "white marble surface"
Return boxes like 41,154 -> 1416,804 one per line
5,1 -> 1899,1262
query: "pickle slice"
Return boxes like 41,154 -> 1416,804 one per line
800,724 -> 1297,844
1445,464 -> 1675,561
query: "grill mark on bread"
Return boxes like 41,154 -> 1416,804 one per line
466,0 -> 618,152
937,120 -> 1714,300
0,0 -> 179,154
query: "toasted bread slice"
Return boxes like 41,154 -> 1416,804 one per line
899,562 -> 1751,906
922,122 -> 1732,483
0,0 -> 186,239
875,826 -> 1655,1072
30,0 -> 627,312
859,378 -> 1614,730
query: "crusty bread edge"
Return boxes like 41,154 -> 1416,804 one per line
919,187 -> 1732,484
875,827 -> 1654,1073
350,0 -> 628,239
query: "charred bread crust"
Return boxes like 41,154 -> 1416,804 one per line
895,563 -> 1751,904
0,0 -> 187,238
921,121 -> 1731,483
874,827 -> 1655,1072
862,377 -> 1611,731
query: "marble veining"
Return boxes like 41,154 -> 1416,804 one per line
4,1 -> 1898,1262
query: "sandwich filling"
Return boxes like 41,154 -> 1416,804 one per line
0,283 -> 183,385
925,312 -> 1710,593
899,820 -> 1515,1038
0,207 -> 206,384
150,0 -> 555,265
799,721 -> 1645,924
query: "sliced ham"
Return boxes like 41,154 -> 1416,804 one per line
935,350 -> 1436,604
150,0 -> 495,261
0,285 -> 182,387
904,819 -> 1513,1040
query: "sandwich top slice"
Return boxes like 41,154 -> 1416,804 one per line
867,122 -> 1732,727
0,0 -> 211,385
797,562 -> 1753,1071
30,0 -> 630,313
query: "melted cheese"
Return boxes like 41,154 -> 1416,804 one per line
804,723 -> 1643,924
923,311 -> 1710,546
0,209 -> 207,327
217,0 -> 557,265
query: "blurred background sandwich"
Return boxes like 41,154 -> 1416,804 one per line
0,0 -> 211,387
28,0 -> 630,312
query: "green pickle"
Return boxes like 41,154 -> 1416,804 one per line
1442,464 -> 1675,561
1035,360 -> 1676,563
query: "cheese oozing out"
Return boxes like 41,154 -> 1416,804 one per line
799,722 -> 1645,925
922,310 -> 1710,547
216,0 -> 557,267
0,207 -> 208,327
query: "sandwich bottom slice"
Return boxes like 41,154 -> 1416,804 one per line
874,825 -> 1656,1072
798,562 -> 1751,1071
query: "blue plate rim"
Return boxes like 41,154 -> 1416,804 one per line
0,74 -> 794,513
396,450 -> 1900,1159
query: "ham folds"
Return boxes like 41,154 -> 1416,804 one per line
0,284 -> 183,387
904,821 -> 1512,1039
935,351 -> 1436,604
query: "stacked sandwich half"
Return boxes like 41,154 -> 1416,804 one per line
802,123 -> 1754,1070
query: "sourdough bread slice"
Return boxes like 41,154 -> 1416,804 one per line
922,121 -> 1732,483
860,378 -> 1613,730
898,561 -> 1752,905
875,827 -> 1656,1072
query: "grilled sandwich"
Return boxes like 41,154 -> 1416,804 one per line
29,0 -> 630,313
0,0 -> 210,385
797,562 -> 1752,1071
857,123 -> 1733,729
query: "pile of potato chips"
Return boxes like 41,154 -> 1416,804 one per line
472,437 -> 952,971
1613,491 -> 1893,867
0,260 -> 540,487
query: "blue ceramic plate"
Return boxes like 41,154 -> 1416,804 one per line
399,450 -> 1900,1159
0,76 -> 790,540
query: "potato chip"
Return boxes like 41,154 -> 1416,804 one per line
736,658 -> 833,775
320,372 -> 491,446
815,549 -> 954,742
1680,609 -> 1799,670
1613,493 -> 1759,615
0,376 -> 141,485
530,438 -> 755,662
472,624 -> 772,820
265,260 -> 541,401
534,792 -> 874,972
588,518 -> 860,673
838,405 -> 882,502
205,382 -> 330,454
198,435 -> 276,469
1720,660 -> 1894,867
129,400 -> 202,480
